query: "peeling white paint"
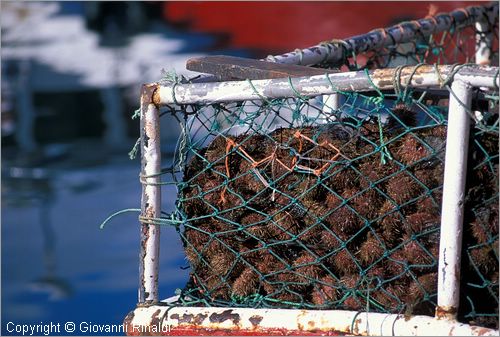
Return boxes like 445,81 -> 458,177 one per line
157,65 -> 499,105
437,80 -> 472,319
139,102 -> 161,303
127,305 -> 499,336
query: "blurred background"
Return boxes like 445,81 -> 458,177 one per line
1,1 -> 483,335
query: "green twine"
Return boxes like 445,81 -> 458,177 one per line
247,79 -> 272,104
99,209 -> 182,229
378,113 -> 393,164
139,214 -> 183,227
287,77 -> 307,101
363,69 -> 384,106
99,208 -> 141,229
128,137 -> 141,160
115,18 -> 499,322
132,108 -> 141,120
402,63 -> 426,101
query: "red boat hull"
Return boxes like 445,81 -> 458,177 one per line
163,1 -> 486,55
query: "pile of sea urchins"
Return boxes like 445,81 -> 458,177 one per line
179,110 -> 498,327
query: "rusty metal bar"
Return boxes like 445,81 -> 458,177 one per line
263,3 -> 498,67
138,84 -> 161,304
124,305 -> 499,336
436,80 -> 472,320
158,65 -> 499,105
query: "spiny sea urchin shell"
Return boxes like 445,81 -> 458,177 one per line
406,212 -> 440,234
292,252 -> 323,283
401,238 -> 436,266
311,275 -> 339,306
358,232 -> 385,265
180,121 -> 498,323
232,267 -> 260,297
331,248 -> 359,275
385,171 -> 422,205
393,134 -> 431,165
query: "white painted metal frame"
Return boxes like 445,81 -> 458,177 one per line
437,80 -> 472,319
134,64 -> 499,335
139,85 -> 161,304
155,65 -> 498,105
127,304 -> 499,336
133,2 -> 499,333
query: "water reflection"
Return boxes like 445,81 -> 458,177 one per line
2,155 -> 190,335
5,167 -> 74,301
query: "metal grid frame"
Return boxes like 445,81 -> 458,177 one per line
126,3 -> 499,336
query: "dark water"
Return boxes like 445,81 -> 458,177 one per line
1,154 -> 189,335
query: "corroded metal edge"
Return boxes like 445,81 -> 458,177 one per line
124,306 -> 499,336
138,83 -> 162,304
157,65 -> 499,105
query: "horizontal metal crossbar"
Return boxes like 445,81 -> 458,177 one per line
155,65 -> 499,105
125,302 -> 499,336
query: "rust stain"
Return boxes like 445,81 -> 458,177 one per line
248,315 -> 263,327
471,326 -> 497,336
192,313 -> 208,325
171,313 -> 208,326
123,311 -> 136,335
141,223 -> 150,235
142,83 -> 158,103
124,311 -> 135,326
375,78 -> 393,88
371,65 -> 430,88
171,313 -> 193,324
307,321 -> 316,329
141,206 -> 156,229
166,326 -> 347,336
150,308 -> 162,327
296,309 -> 308,331
209,309 -> 241,325
435,305 -> 458,319
152,87 -> 161,106
145,120 -> 157,140
352,318 -> 362,335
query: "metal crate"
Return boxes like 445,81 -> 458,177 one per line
120,3 -> 499,336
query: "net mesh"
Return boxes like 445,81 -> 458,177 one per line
312,7 -> 499,71
147,6 -> 499,330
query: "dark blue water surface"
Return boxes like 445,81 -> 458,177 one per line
2,155 -> 189,335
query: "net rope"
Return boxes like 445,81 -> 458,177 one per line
103,4 -> 499,329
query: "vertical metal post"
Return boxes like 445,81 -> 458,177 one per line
475,19 -> 492,65
139,84 -> 161,304
436,80 -> 472,319
322,94 -> 340,120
